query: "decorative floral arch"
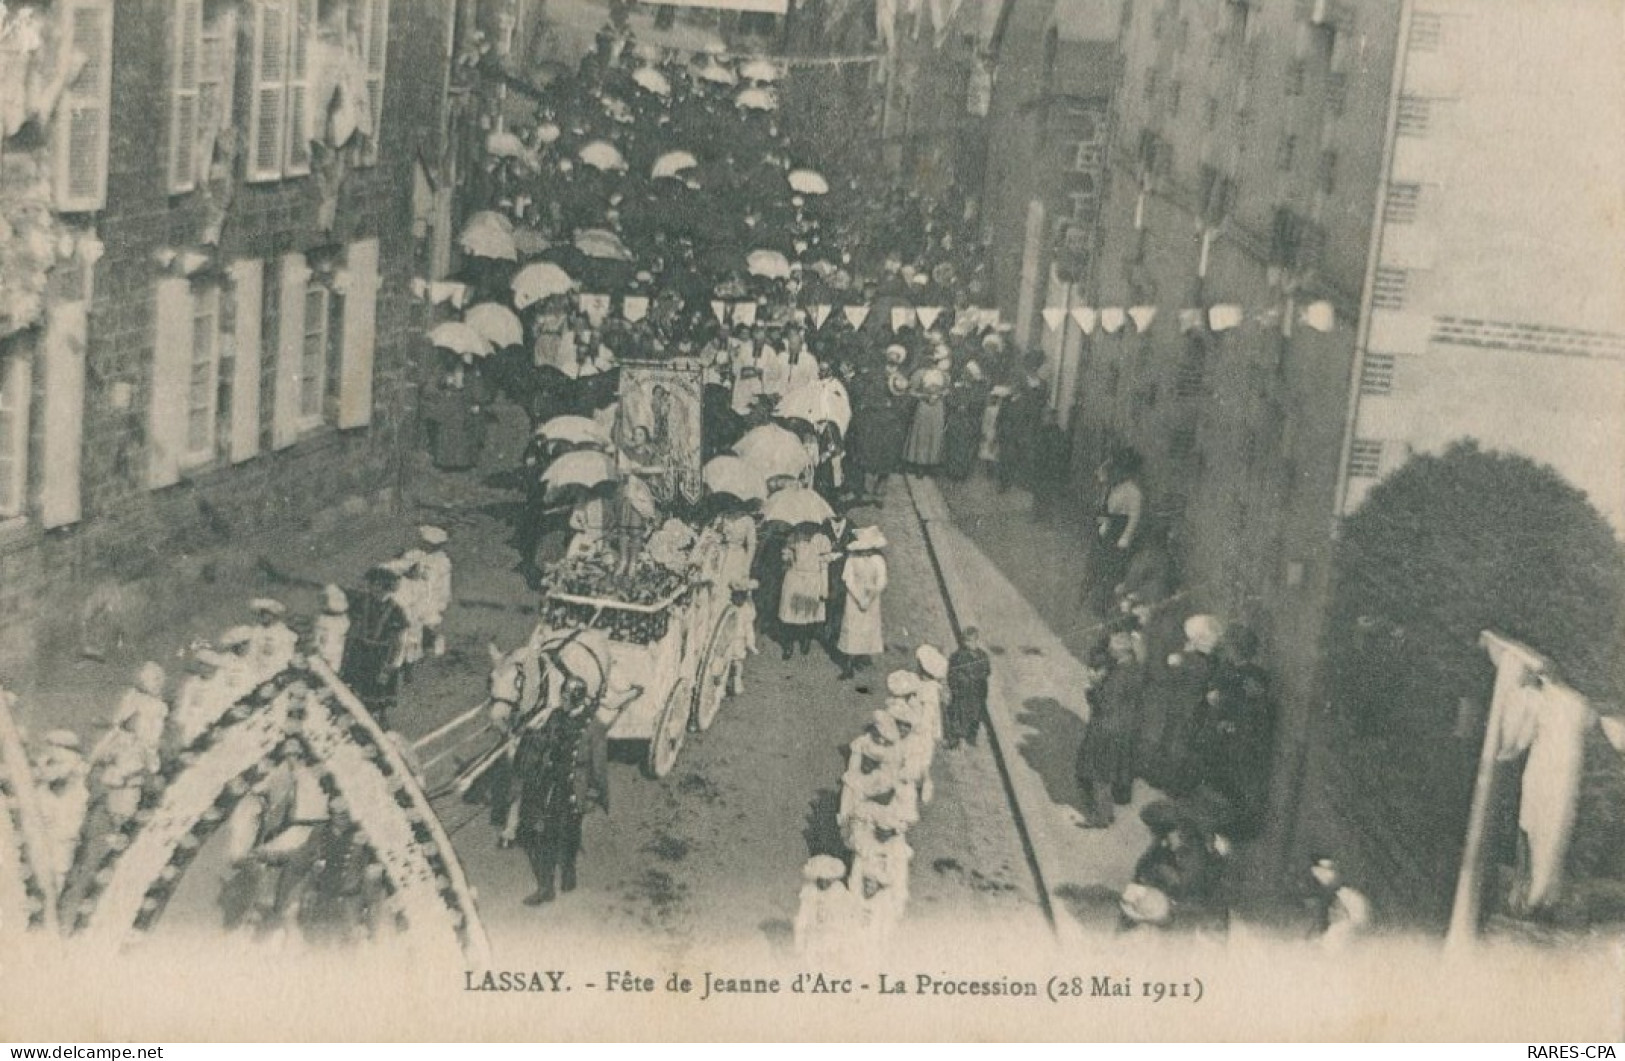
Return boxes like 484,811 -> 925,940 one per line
0,688 -> 58,937
69,659 -> 489,968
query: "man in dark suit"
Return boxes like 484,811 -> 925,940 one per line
822,510 -> 857,659
507,679 -> 610,906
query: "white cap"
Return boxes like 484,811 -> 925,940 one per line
886,670 -> 921,697
915,644 -> 949,679
419,525 -> 450,546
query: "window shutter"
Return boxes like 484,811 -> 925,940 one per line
150,278 -> 194,488
53,0 -> 114,212
228,260 -> 263,463
272,253 -> 308,449
337,239 -> 379,428
0,353 -> 32,519
284,0 -> 315,176
360,0 -> 389,165
247,0 -> 289,182
168,0 -> 203,193
39,303 -> 87,528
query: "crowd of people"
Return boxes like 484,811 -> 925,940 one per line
22,526 -> 456,945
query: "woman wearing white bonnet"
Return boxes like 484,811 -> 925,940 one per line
912,645 -> 949,745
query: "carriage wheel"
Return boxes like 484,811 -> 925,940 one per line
691,605 -> 740,732
646,677 -> 693,779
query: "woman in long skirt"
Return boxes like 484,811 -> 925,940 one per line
778,525 -> 833,659
903,369 -> 949,474
835,527 -> 888,679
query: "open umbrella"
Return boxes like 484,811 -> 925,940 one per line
464,303 -> 523,348
788,169 -> 830,196
538,414 -> 612,448
696,62 -> 737,86
511,262 -> 577,309
747,249 -> 791,279
463,209 -> 514,234
542,449 -> 616,494
458,224 -> 517,261
702,455 -> 768,503
740,58 -> 782,83
578,140 -> 627,172
760,486 -> 834,527
428,322 -> 493,358
776,379 -> 851,436
734,423 -> 811,481
735,87 -> 778,111
632,67 -> 672,96
651,150 -> 699,180
536,121 -> 562,144
575,229 -> 634,262
485,130 -> 526,158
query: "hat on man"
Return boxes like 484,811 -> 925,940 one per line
419,525 -> 450,547
886,669 -> 921,697
249,598 -> 286,618
1183,614 -> 1226,655
849,526 -> 887,552
803,854 -> 847,882
915,644 -> 948,679
134,661 -> 166,698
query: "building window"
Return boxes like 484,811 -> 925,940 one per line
1359,353 -> 1396,395
1348,439 -> 1384,478
184,287 -> 222,462
247,0 -> 318,181
1276,133 -> 1297,171
1070,140 -> 1103,172
1396,96 -> 1432,137
355,0 -> 390,166
53,0 -> 114,212
0,348 -> 30,519
1373,266 -> 1409,310
299,279 -> 344,427
170,0 -> 239,193
1409,11 -> 1443,53
1384,182 -> 1421,224
1318,149 -> 1338,194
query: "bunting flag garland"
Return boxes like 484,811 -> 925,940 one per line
1208,304 -> 1244,332
579,293 -> 611,326
1040,307 -> 1067,332
1179,307 -> 1206,333
710,300 -> 730,325
915,306 -> 942,331
843,305 -> 869,330
1128,305 -> 1158,333
1099,308 -> 1127,334
622,295 -> 649,323
1070,307 -> 1097,334
733,301 -> 758,327
891,306 -> 915,332
811,304 -> 833,329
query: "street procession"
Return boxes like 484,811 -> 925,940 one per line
2,0 -> 1625,1040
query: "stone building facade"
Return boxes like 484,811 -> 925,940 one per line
0,0 -> 456,683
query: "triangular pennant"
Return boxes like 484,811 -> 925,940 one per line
622,295 -> 649,323
1208,304 -> 1244,332
1070,307 -> 1097,334
843,305 -> 870,330
1178,308 -> 1205,333
1099,308 -> 1127,334
1041,307 -> 1066,332
1300,300 -> 1336,333
579,293 -> 611,326
1128,306 -> 1158,333
733,301 -> 758,327
891,306 -> 916,332
711,300 -> 730,325
811,304 -> 833,329
915,306 -> 942,331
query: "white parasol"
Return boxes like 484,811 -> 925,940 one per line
538,415 -> 612,448
787,169 -> 830,195
733,423 -> 812,480
651,150 -> 699,179
740,58 -> 782,83
747,249 -> 792,279
776,378 -> 851,435
578,140 -> 628,172
428,322 -> 494,358
510,262 -> 577,309
464,303 -> 524,348
542,449 -> 617,494
735,87 -> 779,111
702,455 -> 768,502
632,67 -> 672,96
575,228 -> 635,262
760,486 -> 834,527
